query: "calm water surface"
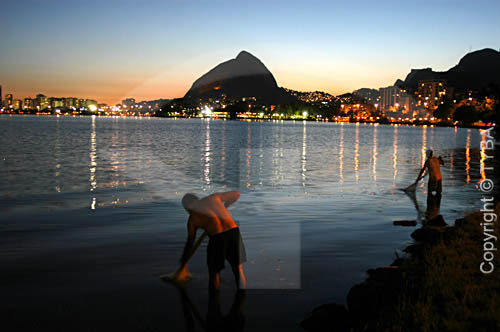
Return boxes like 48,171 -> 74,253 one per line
0,115 -> 486,331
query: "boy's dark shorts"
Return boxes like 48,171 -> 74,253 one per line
428,179 -> 442,194
207,227 -> 247,273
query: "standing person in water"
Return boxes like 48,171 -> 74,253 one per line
180,191 -> 246,293
413,149 -> 444,196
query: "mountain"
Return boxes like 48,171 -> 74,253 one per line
399,48 -> 500,92
183,51 -> 294,104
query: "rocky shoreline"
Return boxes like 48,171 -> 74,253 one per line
301,204 -> 500,332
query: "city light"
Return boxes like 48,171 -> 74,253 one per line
0,80 -> 494,124
201,105 -> 212,116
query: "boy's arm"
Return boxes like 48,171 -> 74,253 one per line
180,217 -> 197,265
219,191 -> 241,208
414,160 -> 428,183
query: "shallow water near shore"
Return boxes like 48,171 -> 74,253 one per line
0,115 -> 487,331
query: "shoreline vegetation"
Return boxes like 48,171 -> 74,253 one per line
301,203 -> 500,332
0,113 -> 495,130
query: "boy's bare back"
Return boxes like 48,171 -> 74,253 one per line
426,157 -> 443,181
187,191 -> 240,236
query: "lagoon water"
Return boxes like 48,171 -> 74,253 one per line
1,115 -> 486,331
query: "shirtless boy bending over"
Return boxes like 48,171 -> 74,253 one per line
180,191 -> 246,293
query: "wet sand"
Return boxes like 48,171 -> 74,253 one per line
2,204 -> 407,332
3,229 -> 306,332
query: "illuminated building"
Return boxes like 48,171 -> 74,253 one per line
122,98 -> 136,108
50,97 -> 65,108
87,100 -> 98,108
23,98 -> 34,109
417,79 -> 451,110
36,94 -> 49,109
5,93 -> 13,107
64,97 -> 78,109
379,86 -> 414,114
13,99 -> 22,110
0,85 -> 2,106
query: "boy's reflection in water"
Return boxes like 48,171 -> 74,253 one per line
405,188 -> 442,225
207,290 -> 246,332
176,287 -> 246,332
425,191 -> 442,223
177,286 -> 205,332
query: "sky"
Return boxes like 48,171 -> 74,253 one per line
2,0 -> 500,105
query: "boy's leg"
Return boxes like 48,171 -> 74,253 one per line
209,270 -> 220,294
231,264 -> 246,289
175,264 -> 192,281
207,235 -> 223,294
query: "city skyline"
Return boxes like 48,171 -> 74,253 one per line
2,0 -> 500,105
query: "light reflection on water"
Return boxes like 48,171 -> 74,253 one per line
354,123 -> 359,182
339,123 -> 344,184
372,124 -> 377,182
301,120 -> 307,187
0,116 -> 488,300
392,124 -> 398,181
466,129 -> 471,184
90,116 -> 97,210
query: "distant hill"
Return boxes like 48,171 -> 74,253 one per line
399,48 -> 500,92
183,51 -> 294,104
353,88 -> 380,103
337,92 -> 366,104
284,88 -> 337,105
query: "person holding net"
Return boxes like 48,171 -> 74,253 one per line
410,149 -> 444,196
